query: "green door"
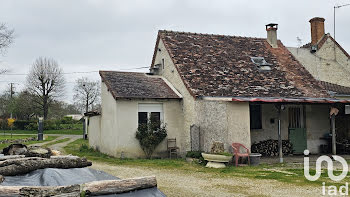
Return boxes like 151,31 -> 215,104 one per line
289,128 -> 307,154
288,106 -> 307,154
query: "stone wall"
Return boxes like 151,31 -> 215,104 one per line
195,100 -> 250,153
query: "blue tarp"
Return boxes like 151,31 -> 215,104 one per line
1,168 -> 165,197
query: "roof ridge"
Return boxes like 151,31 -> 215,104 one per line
158,29 -> 267,40
99,70 -> 146,74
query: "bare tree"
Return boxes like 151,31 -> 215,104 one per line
74,77 -> 100,113
26,57 -> 65,119
0,23 -> 14,74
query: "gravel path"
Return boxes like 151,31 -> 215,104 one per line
48,135 -> 81,154
29,135 -> 81,154
90,161 -> 321,197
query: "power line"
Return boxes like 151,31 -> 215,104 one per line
0,66 -> 150,76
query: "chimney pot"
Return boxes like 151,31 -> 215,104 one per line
266,23 -> 278,48
309,17 -> 325,45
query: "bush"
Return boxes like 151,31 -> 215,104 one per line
0,119 -> 10,130
25,122 -> 37,130
135,120 -> 167,159
60,123 -> 83,130
14,120 -> 36,130
44,120 -> 61,130
61,116 -> 74,124
186,151 -> 203,159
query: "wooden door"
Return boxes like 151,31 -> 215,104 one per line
288,106 -> 307,154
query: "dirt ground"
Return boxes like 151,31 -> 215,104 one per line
38,136 -> 324,196
90,161 -> 322,197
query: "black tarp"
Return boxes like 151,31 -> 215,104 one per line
1,168 -> 165,197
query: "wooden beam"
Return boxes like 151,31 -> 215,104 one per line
331,114 -> 336,155
277,106 -> 283,163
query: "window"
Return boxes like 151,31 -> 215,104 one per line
250,104 -> 262,129
138,104 -> 163,128
250,57 -> 272,71
162,58 -> 165,69
288,106 -> 304,128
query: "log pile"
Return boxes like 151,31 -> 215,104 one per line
251,139 -> 293,156
0,156 -> 92,176
0,176 -> 157,196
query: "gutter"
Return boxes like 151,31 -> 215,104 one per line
199,96 -> 350,104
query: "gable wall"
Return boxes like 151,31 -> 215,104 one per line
154,39 -> 195,154
155,39 -> 253,152
288,45 -> 350,87
98,82 -> 119,155
89,81 -> 184,158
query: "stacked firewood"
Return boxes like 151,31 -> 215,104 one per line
251,139 -> 293,156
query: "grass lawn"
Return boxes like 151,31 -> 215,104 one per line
65,139 -> 350,188
0,136 -> 59,150
0,129 -> 83,135
0,135 -> 33,140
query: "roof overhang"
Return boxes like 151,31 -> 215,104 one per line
199,96 -> 350,104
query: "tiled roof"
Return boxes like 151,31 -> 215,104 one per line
99,71 -> 180,99
153,30 -> 329,98
320,81 -> 350,95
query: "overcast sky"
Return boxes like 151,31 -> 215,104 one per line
0,0 -> 349,103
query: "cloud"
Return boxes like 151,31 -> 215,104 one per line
0,0 -> 349,102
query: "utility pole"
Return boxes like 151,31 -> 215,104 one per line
9,83 -> 15,119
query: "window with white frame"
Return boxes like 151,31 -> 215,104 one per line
138,104 -> 163,128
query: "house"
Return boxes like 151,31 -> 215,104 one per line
65,114 -> 83,121
87,22 -> 350,159
288,17 -> 350,151
288,17 -> 350,89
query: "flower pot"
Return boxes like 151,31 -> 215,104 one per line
249,153 -> 262,166
201,153 -> 232,168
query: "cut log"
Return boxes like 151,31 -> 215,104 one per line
0,155 -> 25,161
25,146 -> 52,158
0,157 -> 92,176
83,176 -> 157,196
19,185 -> 80,197
0,186 -> 22,196
0,176 -> 158,196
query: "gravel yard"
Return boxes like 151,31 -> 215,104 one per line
90,161 -> 321,197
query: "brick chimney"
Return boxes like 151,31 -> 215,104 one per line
309,17 -> 325,45
266,23 -> 278,48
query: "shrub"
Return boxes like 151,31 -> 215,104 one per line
135,120 -> 167,159
25,122 -> 37,130
0,119 -> 10,130
61,116 -> 74,124
186,151 -> 203,159
14,120 -> 36,130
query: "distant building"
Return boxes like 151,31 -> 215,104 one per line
65,114 -> 83,121
87,21 -> 350,158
